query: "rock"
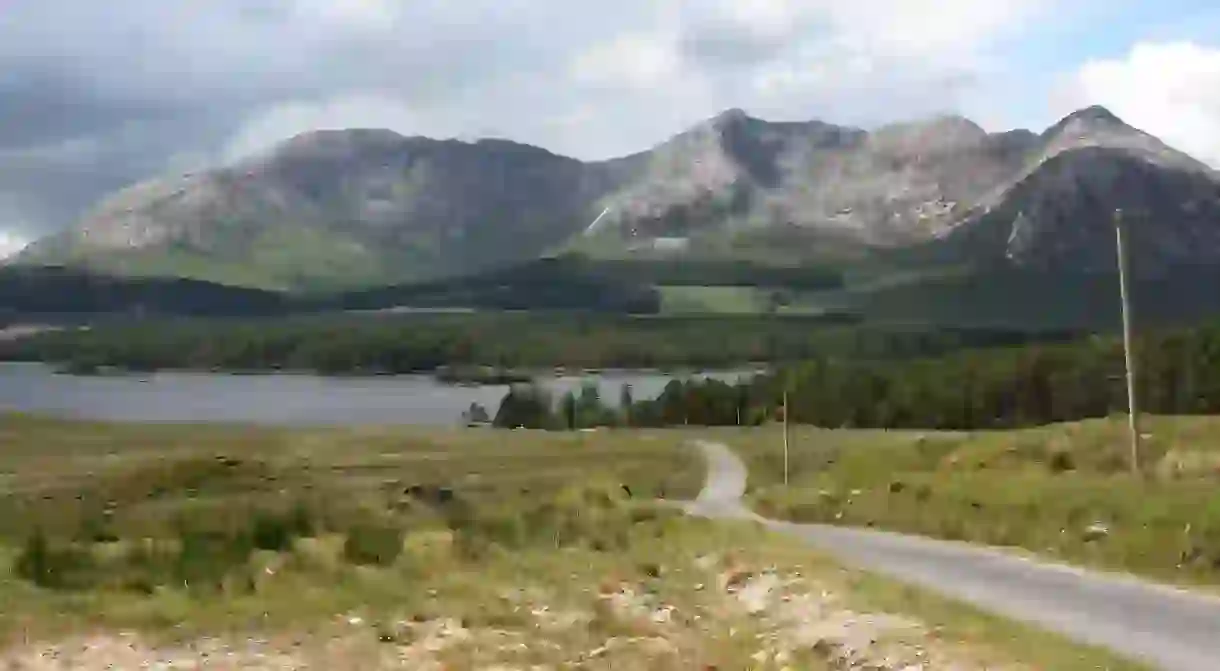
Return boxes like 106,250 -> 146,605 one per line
736,574 -> 781,614
650,606 -> 674,624
1082,521 -> 1110,541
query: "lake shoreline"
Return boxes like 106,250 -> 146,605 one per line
0,363 -> 762,426
0,360 -> 770,384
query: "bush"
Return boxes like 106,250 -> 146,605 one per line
176,527 -> 254,591
251,513 -> 295,552
343,522 -> 404,566
76,514 -> 120,544
289,503 -> 317,537
20,504 -> 321,593
14,529 -> 50,584
251,505 -> 316,552
1048,449 -> 1076,473
493,384 -> 557,429
13,529 -> 101,590
467,510 -> 529,548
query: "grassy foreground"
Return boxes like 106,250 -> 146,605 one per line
730,415 -> 1220,588
0,415 -> 1142,669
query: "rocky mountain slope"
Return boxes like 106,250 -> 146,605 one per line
19,131 -> 615,290
17,106 -> 1220,290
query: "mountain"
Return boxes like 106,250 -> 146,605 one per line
897,106 -> 1220,273
16,106 -> 1220,292
580,105 -> 1220,271
19,131 -> 616,290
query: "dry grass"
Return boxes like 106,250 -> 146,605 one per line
0,414 -> 703,539
719,415 -> 1220,587
0,415 -> 1148,669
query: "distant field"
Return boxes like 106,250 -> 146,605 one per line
657,285 -> 769,314
717,415 -> 1220,587
0,415 -> 704,541
0,416 -> 1140,669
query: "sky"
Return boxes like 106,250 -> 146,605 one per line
1,0 -> 1219,256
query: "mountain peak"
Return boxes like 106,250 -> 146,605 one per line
928,114 -> 986,133
710,108 -> 753,126
1069,104 -> 1122,123
281,127 -> 406,146
250,128 -> 410,165
1045,105 -> 1125,136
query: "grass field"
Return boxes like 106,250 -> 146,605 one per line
657,285 -> 771,314
0,416 -> 704,540
717,415 -> 1220,588
0,415 -> 1145,669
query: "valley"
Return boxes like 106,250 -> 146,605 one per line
12,5 -> 1220,668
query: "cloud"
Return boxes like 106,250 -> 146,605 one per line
570,33 -> 684,90
0,0 -> 1124,242
1059,41 -> 1220,166
0,231 -> 29,259
0,192 -> 34,257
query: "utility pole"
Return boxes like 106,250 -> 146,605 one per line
782,388 -> 790,486
1115,209 -> 1141,474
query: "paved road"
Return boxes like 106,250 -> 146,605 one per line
685,440 -> 1220,671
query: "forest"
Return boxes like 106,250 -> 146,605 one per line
2,256 -> 847,319
0,266 -> 288,319
0,312 -> 1071,374
577,323 -> 1220,431
13,301 -> 1220,432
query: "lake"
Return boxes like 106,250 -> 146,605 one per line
0,363 -> 761,426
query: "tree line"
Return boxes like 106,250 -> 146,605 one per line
0,266 -> 288,318
586,323 -> 1220,431
490,378 -> 762,430
0,312 -> 1067,374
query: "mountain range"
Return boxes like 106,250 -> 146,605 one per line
14,105 -> 1220,294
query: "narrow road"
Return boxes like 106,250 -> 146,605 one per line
685,440 -> 1220,671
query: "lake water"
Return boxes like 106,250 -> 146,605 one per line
0,363 -> 761,426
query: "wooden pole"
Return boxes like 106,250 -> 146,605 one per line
782,389 -> 790,486
1115,209 -> 1141,474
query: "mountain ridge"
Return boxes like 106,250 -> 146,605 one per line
17,105 -> 1220,291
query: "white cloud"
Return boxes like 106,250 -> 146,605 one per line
815,1 -> 1045,58
569,33 -> 684,90
219,0 -> 1058,163
1060,41 -> 1220,166
0,231 -> 29,259
289,0 -> 402,32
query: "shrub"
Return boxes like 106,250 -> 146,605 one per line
13,529 -> 101,590
1048,449 -> 1076,473
493,384 -> 557,429
468,510 -> 529,548
249,504 -> 316,552
343,522 -> 404,566
14,529 -> 50,585
251,513 -> 296,552
288,503 -> 317,538
176,527 -> 254,591
76,515 -> 120,544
